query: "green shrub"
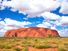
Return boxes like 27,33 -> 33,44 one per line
0,45 -> 12,49
58,48 -> 66,51
14,48 -> 21,51
0,45 -> 5,49
34,44 -> 52,49
23,47 -> 28,51
48,34 -> 53,38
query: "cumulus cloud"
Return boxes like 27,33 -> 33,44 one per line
60,16 -> 68,25
50,26 -> 57,30
1,0 -> 60,16
59,0 -> 68,14
1,0 -> 68,14
40,12 -> 68,27
4,18 -> 31,27
37,20 -> 58,30
58,29 -> 68,37
40,12 -> 61,20
36,21 -> 57,29
46,16 -> 68,27
0,18 -> 32,27
0,29 -> 5,37
37,21 -> 51,28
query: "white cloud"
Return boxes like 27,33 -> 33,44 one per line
0,23 -> 4,29
0,6 -> 5,10
1,0 -> 68,14
4,18 -> 31,27
58,29 -> 68,37
37,24 -> 47,28
0,29 -> 6,37
0,21 -> 6,25
1,0 -> 60,16
10,8 -> 17,12
0,0 -> 2,3
46,16 -> 68,26
37,21 -> 52,28
37,20 -> 57,30
60,16 -> 68,25
0,0 -> 1,2
55,21 -> 61,25
41,12 -> 61,20
60,0 -> 68,14
50,26 -> 57,30
40,13 -> 68,26
26,0 -> 60,17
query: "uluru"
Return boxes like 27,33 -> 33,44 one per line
4,27 -> 59,37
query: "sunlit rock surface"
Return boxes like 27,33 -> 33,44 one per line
4,27 -> 59,37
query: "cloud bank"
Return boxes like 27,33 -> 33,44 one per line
1,0 -> 60,16
0,0 -> 68,15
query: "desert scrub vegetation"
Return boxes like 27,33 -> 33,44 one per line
14,48 -> 21,51
33,44 -> 52,49
0,37 -> 68,51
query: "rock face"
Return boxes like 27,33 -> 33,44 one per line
4,27 -> 59,37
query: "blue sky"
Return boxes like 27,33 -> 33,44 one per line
0,8 -> 45,27
0,0 -> 68,37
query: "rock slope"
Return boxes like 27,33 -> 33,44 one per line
4,27 -> 59,37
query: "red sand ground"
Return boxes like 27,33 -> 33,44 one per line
28,47 -> 58,51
